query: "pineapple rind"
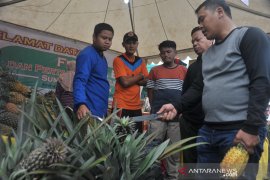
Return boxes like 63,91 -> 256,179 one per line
19,138 -> 67,172
220,144 -> 249,178
0,111 -> 19,130
5,102 -> 19,114
9,92 -> 26,105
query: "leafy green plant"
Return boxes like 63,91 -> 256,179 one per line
0,82 -> 207,179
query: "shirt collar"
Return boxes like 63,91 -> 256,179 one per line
93,45 -> 104,57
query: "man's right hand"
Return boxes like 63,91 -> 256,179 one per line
156,103 -> 177,121
77,104 -> 90,120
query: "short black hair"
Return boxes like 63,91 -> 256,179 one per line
93,23 -> 114,37
191,26 -> 202,36
195,0 -> 232,19
158,40 -> 176,51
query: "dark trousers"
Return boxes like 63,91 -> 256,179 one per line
117,109 -> 143,133
180,116 -> 202,164
196,125 -> 266,180
179,116 -> 202,180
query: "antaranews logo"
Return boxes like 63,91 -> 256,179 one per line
178,166 -> 238,178
178,167 -> 188,176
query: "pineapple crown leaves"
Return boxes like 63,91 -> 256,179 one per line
158,136 -> 209,160
0,135 -> 33,179
117,116 -> 129,126
113,116 -> 136,137
1,80 -> 208,179
55,98 -> 75,135
16,82 -> 57,135
86,111 -> 118,138
74,154 -> 108,177
92,126 -> 118,156
113,132 -> 168,179
133,139 -> 170,177
236,142 -> 249,151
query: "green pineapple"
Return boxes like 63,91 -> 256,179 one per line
114,116 -> 136,142
19,138 -> 68,172
0,111 -> 19,130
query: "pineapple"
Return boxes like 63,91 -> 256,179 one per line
0,72 -> 16,82
5,102 -> 19,114
0,111 -> 19,130
0,99 -> 5,109
44,90 -> 57,105
36,94 -> 45,104
9,91 -> 26,105
19,138 -> 68,172
7,81 -> 31,96
220,143 -> 249,179
114,116 -> 136,142
0,122 -> 13,136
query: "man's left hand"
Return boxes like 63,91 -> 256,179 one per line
233,129 -> 260,154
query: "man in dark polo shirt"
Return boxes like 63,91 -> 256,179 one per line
157,0 -> 270,179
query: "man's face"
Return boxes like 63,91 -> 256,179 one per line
197,6 -> 219,40
93,30 -> 113,51
123,40 -> 138,55
159,47 -> 176,64
191,30 -> 212,55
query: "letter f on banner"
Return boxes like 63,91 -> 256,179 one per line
57,57 -> 67,67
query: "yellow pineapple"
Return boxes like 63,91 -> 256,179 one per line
7,81 -> 31,96
5,102 -> 19,114
220,143 -> 249,179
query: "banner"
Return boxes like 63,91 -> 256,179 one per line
0,21 -> 119,98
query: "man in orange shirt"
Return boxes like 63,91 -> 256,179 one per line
112,31 -> 148,132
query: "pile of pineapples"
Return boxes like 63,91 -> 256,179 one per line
0,82 -> 204,179
0,67 -> 31,134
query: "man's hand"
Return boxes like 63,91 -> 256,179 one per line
156,103 -> 177,121
233,129 -> 260,154
77,104 -> 90,120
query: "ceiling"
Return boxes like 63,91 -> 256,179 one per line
0,0 -> 270,57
